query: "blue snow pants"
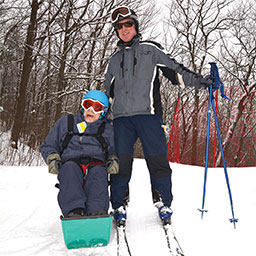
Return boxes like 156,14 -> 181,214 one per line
111,115 -> 173,209
57,161 -> 109,217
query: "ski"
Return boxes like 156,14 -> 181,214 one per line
116,224 -> 132,256
153,195 -> 184,255
162,223 -> 184,256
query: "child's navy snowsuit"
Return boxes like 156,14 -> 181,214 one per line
41,113 -> 115,217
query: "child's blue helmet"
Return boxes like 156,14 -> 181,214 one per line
81,90 -> 109,119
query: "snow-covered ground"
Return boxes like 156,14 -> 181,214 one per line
0,160 -> 256,256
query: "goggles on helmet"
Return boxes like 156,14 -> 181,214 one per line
111,6 -> 133,23
81,99 -> 107,114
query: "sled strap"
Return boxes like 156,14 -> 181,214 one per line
95,122 -> 108,161
61,115 -> 108,162
80,161 -> 104,175
60,114 -> 74,155
81,160 -> 103,187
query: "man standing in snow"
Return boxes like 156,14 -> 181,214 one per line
104,6 -> 212,226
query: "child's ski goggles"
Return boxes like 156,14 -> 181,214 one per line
81,99 -> 107,113
111,6 -> 132,23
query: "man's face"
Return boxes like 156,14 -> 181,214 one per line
116,19 -> 137,42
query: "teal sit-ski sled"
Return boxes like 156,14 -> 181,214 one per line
61,214 -> 113,249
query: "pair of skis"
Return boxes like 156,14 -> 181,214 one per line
115,220 -> 184,256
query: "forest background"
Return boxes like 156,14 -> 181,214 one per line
0,0 -> 255,167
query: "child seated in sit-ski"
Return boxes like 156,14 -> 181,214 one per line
41,90 -> 119,218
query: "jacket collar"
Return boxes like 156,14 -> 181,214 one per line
117,34 -> 140,49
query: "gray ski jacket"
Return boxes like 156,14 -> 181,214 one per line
104,36 -> 206,118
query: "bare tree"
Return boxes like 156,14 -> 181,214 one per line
10,0 -> 39,149
0,0 -> 159,164
215,0 -> 256,166
161,0 -> 235,165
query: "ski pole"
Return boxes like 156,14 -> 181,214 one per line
198,76 -> 213,219
198,62 -> 238,228
211,95 -> 238,228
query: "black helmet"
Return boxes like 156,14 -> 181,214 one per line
110,6 -> 139,34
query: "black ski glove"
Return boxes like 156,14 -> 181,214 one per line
105,155 -> 119,174
46,153 -> 62,174
199,75 -> 213,89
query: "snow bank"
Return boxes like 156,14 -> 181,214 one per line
0,161 -> 255,255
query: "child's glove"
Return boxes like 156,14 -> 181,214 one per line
46,153 -> 62,174
106,155 -> 119,174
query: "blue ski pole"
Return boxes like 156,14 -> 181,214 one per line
199,62 -> 238,228
198,78 -> 213,219
211,94 -> 238,228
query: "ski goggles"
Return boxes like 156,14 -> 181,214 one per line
115,21 -> 134,30
111,6 -> 133,23
81,99 -> 107,114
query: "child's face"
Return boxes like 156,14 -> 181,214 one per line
84,108 -> 101,123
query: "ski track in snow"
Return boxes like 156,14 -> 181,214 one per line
0,161 -> 256,256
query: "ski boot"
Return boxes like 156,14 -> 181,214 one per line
67,208 -> 85,218
159,205 -> 173,225
113,206 -> 126,227
88,210 -> 108,216
155,202 -> 173,225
